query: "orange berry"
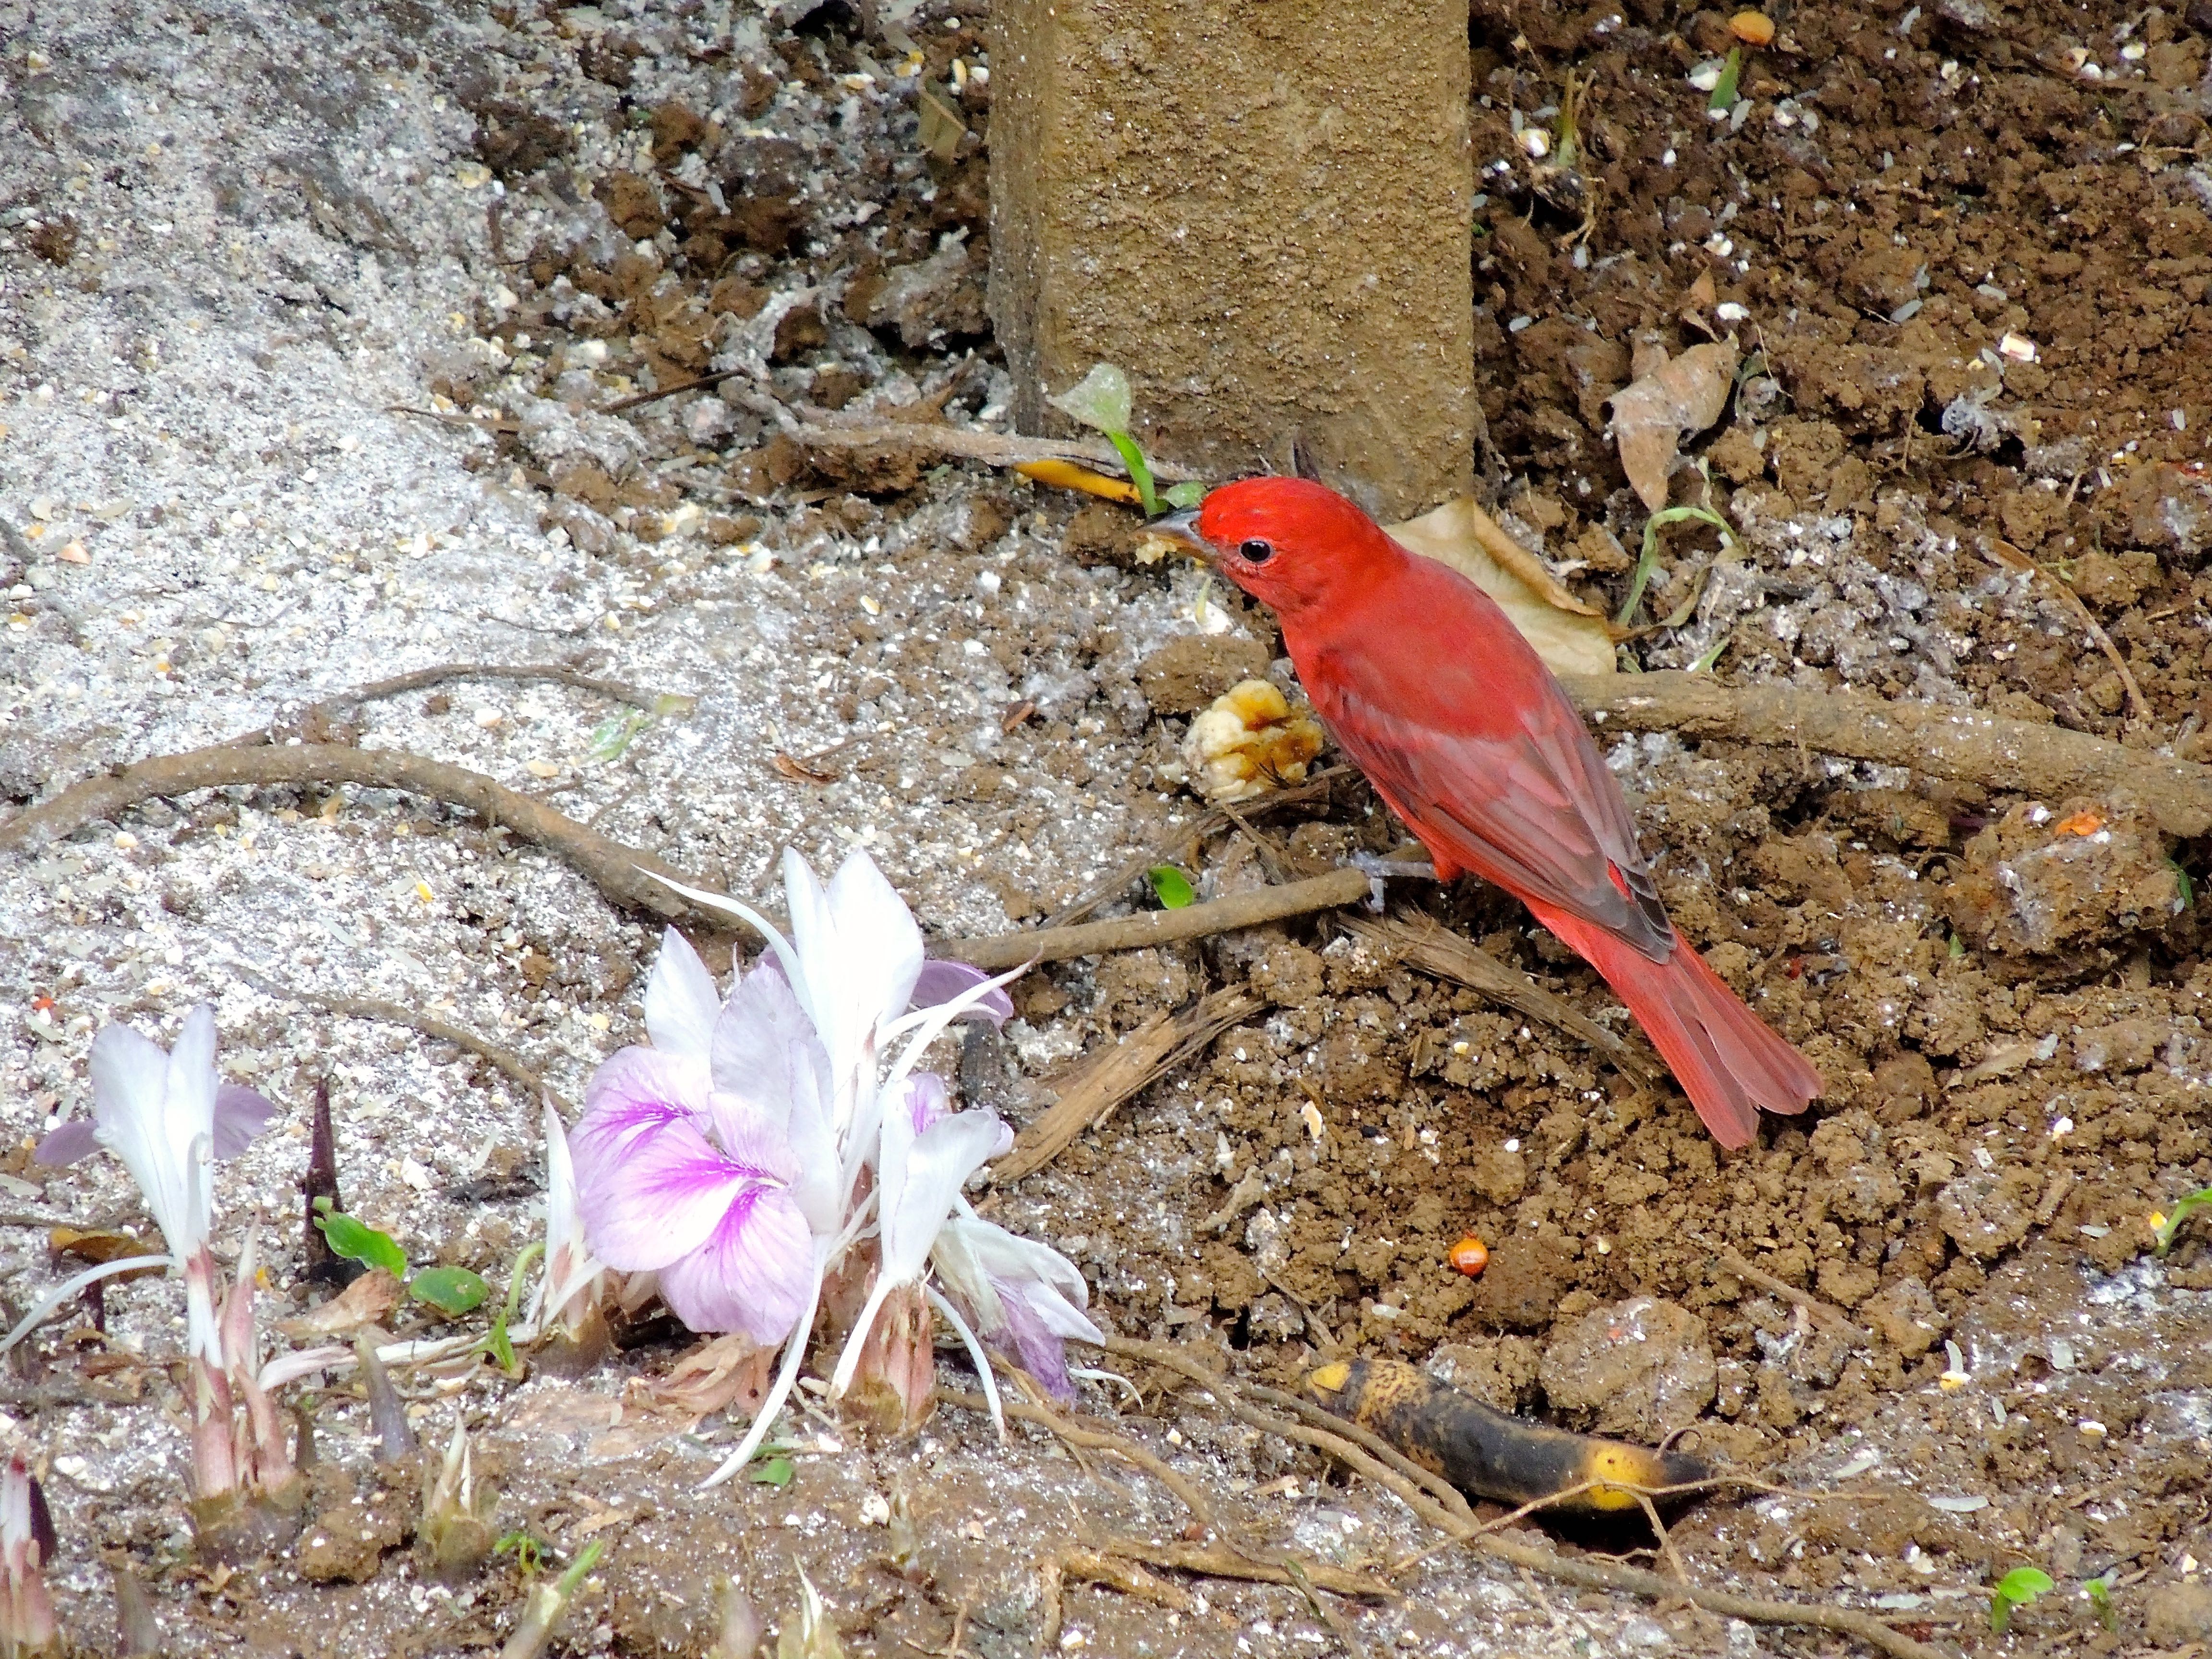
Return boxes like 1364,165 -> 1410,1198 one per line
1448,1235 -> 1489,1276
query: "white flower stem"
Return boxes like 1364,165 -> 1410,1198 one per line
828,1270 -> 899,1400
926,1285 -> 1004,1441
183,1246 -> 238,1500
698,1267 -> 823,1491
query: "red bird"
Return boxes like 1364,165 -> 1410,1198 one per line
1157,477 -> 1819,1147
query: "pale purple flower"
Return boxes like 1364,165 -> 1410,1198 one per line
573,1041 -> 811,1346
931,1214 -> 1105,1402
610,849 -> 1077,1488
1,1448 -> 57,1658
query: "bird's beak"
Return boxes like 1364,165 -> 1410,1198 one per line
1142,505 -> 1213,563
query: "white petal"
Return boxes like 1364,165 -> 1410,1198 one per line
879,1109 -> 1008,1284
644,927 -> 722,1058
89,1019 -> 204,1256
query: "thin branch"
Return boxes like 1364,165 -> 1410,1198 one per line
1038,768 -> 1351,931
988,989 -> 1263,1189
789,421 -> 1202,482
950,868 -> 1372,972
1560,670 -> 2212,837
1690,1233 -> 1872,1346
0,743 -> 758,934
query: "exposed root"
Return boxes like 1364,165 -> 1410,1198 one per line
1561,669 -> 2212,836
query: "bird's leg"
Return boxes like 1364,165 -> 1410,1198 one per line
1348,845 -> 1440,911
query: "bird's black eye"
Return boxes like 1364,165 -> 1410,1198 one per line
1239,538 -> 1275,564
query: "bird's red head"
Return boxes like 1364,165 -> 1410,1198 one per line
1154,476 -> 1405,621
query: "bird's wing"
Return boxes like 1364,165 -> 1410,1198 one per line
1298,596 -> 1675,962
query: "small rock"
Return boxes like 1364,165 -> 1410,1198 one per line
1424,1337 -> 1540,1411
1539,1296 -> 1717,1439
1861,1276 -> 1945,1358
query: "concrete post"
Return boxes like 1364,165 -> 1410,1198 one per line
987,0 -> 1474,522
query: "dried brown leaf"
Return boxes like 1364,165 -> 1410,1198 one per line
1385,498 -> 1617,678
1606,341 -> 1740,510
277,1268 -> 404,1338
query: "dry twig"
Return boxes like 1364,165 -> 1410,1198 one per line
1691,1233 -> 1872,1346
1038,769 -> 1350,930
0,743 -> 752,931
951,869 -> 1371,971
988,989 -> 1263,1188
1335,914 -> 1661,1083
789,421 -> 1202,481
1985,539 -> 2149,722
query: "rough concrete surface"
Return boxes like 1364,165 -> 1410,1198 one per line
988,0 -> 1474,519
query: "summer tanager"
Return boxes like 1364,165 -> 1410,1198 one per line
1156,477 -> 1819,1147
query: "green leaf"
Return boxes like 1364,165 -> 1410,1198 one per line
748,1455 -> 795,1487
1708,46 -> 1743,111
1990,1566 -> 2055,1632
2153,1183 -> 2212,1255
586,710 -> 650,763
2085,1575 -> 2116,1631
409,1265 -> 490,1316
1149,866 -> 1197,909
1105,431 -> 1160,517
313,1200 -> 408,1277
2172,859 -> 2195,909
1163,481 -> 1206,510
1046,363 -> 1133,435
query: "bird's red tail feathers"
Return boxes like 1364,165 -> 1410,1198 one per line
1530,903 -> 1821,1148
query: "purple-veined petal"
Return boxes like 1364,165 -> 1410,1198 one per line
653,1184 -> 813,1344
905,1072 -> 950,1135
644,926 -> 722,1058
911,960 -> 1014,1028
212,1085 -> 278,1159
578,1047 -> 711,1153
574,1111 -> 760,1274
31,1118 -> 99,1167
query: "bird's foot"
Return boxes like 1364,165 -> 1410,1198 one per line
1348,851 -> 1440,912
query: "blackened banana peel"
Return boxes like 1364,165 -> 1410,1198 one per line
1306,1358 -> 1710,1519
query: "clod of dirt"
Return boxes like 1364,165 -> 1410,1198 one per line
2146,1582 -> 2212,1647
1604,340 -> 1739,510
1425,1337 -> 1541,1412
1860,1276 -> 1946,1358
1465,1232 -> 1578,1330
1946,794 -> 2186,957
294,1473 -> 408,1584
1537,1296 -> 1717,1440
1135,634 -> 1273,716
1936,1168 -> 2040,1261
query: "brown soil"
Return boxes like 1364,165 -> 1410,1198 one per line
9,0 -> 2212,1654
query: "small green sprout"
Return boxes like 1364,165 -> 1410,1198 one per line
1047,363 -> 1203,517
2084,1574 -> 2116,1631
1618,500 -> 1743,628
1708,47 -> 1744,112
2152,1183 -> 2212,1255
1553,72 -> 1583,172
496,1529 -> 552,1575
748,1455 -> 795,1487
585,692 -> 693,764
2172,858 -> 2195,909
313,1198 -> 491,1318
1989,1566 -> 2054,1633
1148,866 -> 1198,910
484,1241 -> 544,1372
